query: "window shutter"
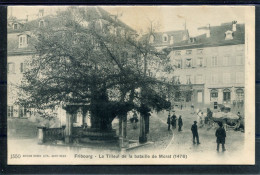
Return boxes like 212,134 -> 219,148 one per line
12,63 -> 15,73
20,63 -> 23,73
192,57 -> 196,67
203,57 -> 207,67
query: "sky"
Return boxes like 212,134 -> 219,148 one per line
9,6 -> 246,36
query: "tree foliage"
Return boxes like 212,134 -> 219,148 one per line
18,7 -> 173,130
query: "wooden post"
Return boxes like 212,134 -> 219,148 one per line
64,105 -> 78,144
145,115 -> 150,134
119,114 -> 128,148
65,111 -> 73,144
139,114 -> 147,143
119,115 -> 122,137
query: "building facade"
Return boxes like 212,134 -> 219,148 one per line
167,22 -> 245,111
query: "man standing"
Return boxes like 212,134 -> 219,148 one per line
215,122 -> 226,152
167,114 -> 171,131
191,121 -> 200,144
171,111 -> 177,129
178,115 -> 183,132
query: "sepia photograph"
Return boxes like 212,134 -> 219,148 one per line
7,5 -> 255,165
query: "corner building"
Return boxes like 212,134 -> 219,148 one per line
167,22 -> 245,111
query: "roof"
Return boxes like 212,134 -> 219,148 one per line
141,29 -> 189,47
7,7 -> 136,56
165,22 -> 245,51
8,33 -> 36,56
96,7 -> 135,32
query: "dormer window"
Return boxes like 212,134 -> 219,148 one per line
183,34 -> 187,41
149,35 -> 155,44
162,34 -> 168,42
39,9 -> 44,18
18,34 -> 28,48
39,20 -> 45,27
170,36 -> 174,44
13,23 -> 18,30
225,30 -> 234,40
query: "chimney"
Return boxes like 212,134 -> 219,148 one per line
38,9 -> 44,18
232,21 -> 237,31
206,24 -> 210,38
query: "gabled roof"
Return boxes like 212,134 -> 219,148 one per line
166,22 -> 245,51
96,7 -> 135,32
8,33 -> 35,56
142,30 -> 189,47
7,7 -> 137,56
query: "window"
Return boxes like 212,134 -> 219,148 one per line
212,56 -> 218,67
39,9 -> 44,17
19,106 -> 28,118
225,30 -> 234,40
20,63 -> 24,73
175,51 -> 181,56
7,63 -> 15,73
13,23 -> 18,30
223,89 -> 231,102
223,73 -> 230,84
211,74 -> 218,84
148,69 -> 153,77
210,89 -> 218,100
197,91 -> 203,103
149,35 -> 154,44
197,49 -> 203,54
39,20 -> 45,27
197,57 -> 203,67
176,59 -> 182,68
186,58 -> 192,68
186,75 -> 191,84
223,55 -> 229,66
170,36 -> 174,44
186,50 -> 192,55
7,105 -> 14,118
162,34 -> 168,42
236,89 -> 244,101
236,55 -> 243,65
196,75 -> 203,84
18,35 -> 28,48
173,76 -> 180,84
236,72 -> 244,83
20,62 -> 27,73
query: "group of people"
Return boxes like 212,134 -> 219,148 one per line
191,120 -> 226,152
167,109 -> 227,152
167,111 -> 183,132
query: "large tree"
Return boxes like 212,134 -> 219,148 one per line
18,7 -> 172,130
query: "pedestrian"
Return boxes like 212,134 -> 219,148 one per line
180,104 -> 183,110
191,103 -> 194,110
237,112 -> 242,120
191,121 -> 200,144
215,122 -> 226,152
178,115 -> 183,132
197,110 -> 202,126
171,111 -> 177,129
167,114 -> 171,131
200,112 -> 205,127
131,111 -> 138,129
